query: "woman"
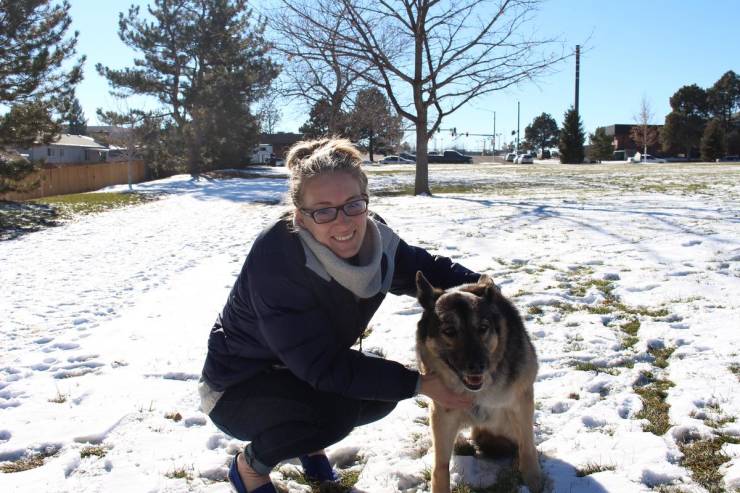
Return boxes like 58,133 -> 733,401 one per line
200,138 -> 480,493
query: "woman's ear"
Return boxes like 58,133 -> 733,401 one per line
294,209 -> 305,227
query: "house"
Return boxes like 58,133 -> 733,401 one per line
23,134 -> 108,164
258,132 -> 304,160
603,124 -> 663,160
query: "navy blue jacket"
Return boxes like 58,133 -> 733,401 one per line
201,217 -> 479,402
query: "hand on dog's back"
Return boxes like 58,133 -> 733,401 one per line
418,374 -> 474,410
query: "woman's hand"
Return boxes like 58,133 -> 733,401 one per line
418,373 -> 474,410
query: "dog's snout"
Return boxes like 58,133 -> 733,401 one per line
466,360 -> 486,375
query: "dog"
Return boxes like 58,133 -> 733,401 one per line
415,272 -> 542,493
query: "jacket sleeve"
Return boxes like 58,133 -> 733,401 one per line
390,238 -> 481,296
244,252 -> 419,402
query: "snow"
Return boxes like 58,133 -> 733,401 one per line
1,162 -> 739,492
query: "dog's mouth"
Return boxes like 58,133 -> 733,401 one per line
461,373 -> 484,391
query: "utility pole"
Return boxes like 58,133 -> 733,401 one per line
575,45 -> 580,120
516,101 -> 520,154
493,111 -> 496,155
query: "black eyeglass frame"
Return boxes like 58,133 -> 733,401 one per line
299,195 -> 369,224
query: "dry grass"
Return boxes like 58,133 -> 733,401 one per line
0,448 -> 58,473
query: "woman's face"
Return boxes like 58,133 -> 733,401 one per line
296,171 -> 368,259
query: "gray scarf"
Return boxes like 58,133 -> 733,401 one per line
296,217 -> 396,298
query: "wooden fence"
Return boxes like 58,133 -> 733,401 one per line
0,160 -> 147,201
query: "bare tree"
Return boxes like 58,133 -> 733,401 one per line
280,0 -> 565,194
270,3 -> 367,134
256,92 -> 282,134
630,96 -> 659,159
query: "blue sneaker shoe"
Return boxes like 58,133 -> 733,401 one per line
228,453 -> 277,493
299,453 -> 338,483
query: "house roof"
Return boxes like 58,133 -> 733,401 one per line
50,134 -> 107,149
259,132 -> 304,145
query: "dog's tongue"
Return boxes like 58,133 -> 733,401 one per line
463,374 -> 483,387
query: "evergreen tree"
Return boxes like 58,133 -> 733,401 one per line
524,113 -> 559,156
558,107 -> 585,164
347,88 -> 402,161
700,119 -> 725,161
0,0 -> 84,147
67,97 -> 87,135
299,99 -> 344,138
588,127 -> 613,162
661,84 -> 708,158
707,70 -> 740,133
97,0 -> 279,174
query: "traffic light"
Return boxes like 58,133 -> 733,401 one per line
465,132 -> 469,137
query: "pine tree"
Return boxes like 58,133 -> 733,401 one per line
661,84 -> 708,158
588,127 -> 613,162
700,119 -> 726,162
348,88 -> 402,161
524,113 -> 559,157
67,97 -> 87,135
558,107 -> 585,164
97,0 -> 279,174
0,0 -> 84,147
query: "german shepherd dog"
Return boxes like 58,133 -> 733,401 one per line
415,272 -> 542,493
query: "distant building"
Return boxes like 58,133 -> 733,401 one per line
603,124 -> 663,160
258,132 -> 304,160
23,134 -> 108,164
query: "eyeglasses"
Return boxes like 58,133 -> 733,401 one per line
300,196 -> 369,224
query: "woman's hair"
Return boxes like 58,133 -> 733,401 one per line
285,137 -> 368,208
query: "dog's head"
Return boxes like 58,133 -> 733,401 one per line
415,272 -> 505,392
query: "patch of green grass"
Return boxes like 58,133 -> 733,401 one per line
620,319 -> 640,336
33,191 -> 160,218
1,191 -> 162,241
648,346 -> 676,369
283,466 -> 361,493
0,448 -> 58,473
80,446 -> 107,459
634,372 -> 675,435
552,301 -> 577,313
729,363 -> 740,381
527,306 -> 543,316
573,361 -> 620,375
679,436 -> 736,493
415,397 -> 429,408
48,388 -> 69,403
575,462 -> 616,477
165,465 -> 193,480
414,415 -> 430,426
622,335 -> 640,350
584,304 -> 614,315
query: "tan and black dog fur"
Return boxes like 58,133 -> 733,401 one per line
415,272 -> 542,493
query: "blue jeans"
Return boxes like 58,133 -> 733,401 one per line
208,368 -> 397,475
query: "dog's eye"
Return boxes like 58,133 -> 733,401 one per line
441,327 -> 457,338
479,321 -> 490,334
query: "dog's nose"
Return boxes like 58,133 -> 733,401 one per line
466,361 -> 486,375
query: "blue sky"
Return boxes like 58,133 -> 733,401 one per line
69,0 -> 738,151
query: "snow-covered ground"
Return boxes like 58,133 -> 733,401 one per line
1,162 -> 739,492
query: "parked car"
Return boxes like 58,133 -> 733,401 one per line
399,152 -> 417,162
539,149 -> 551,159
631,153 -> 667,163
515,153 -> 534,164
505,152 -> 517,162
717,155 -> 740,162
427,150 -> 473,164
379,155 -> 414,164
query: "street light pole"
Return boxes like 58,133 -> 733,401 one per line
493,111 -> 496,155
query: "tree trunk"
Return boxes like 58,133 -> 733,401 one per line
415,116 -> 430,195
368,132 -> 375,162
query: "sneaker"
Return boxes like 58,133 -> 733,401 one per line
228,453 -> 277,493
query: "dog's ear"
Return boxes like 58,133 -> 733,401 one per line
478,274 -> 499,301
415,271 -> 437,310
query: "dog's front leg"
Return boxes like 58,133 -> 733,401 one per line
430,403 -> 462,493
510,386 -> 543,493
